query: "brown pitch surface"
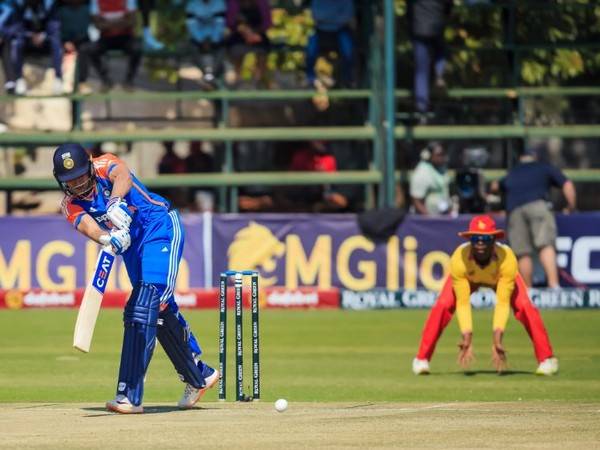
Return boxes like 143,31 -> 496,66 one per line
1,402 -> 599,449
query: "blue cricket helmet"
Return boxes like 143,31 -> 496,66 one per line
52,143 -> 95,198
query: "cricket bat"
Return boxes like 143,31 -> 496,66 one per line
73,247 -> 115,353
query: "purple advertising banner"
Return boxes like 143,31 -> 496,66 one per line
1,212 -> 599,290
0,215 -> 207,291
211,212 -> 600,290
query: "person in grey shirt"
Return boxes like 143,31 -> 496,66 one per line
410,142 -> 452,215
497,146 -> 576,288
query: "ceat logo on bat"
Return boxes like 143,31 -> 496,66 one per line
92,251 -> 115,294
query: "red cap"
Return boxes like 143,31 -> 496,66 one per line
458,215 -> 505,239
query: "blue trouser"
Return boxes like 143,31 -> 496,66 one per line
123,210 -> 202,358
306,27 -> 354,86
413,36 -> 446,113
116,211 -> 204,405
9,20 -> 63,79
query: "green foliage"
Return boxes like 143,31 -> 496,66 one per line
395,0 -> 600,87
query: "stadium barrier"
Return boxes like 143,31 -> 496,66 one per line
2,288 -> 599,310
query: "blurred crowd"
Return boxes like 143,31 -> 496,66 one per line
0,0 -> 365,94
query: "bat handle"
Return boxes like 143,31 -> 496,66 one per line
102,245 -> 114,255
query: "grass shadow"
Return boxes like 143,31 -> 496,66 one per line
461,369 -> 533,377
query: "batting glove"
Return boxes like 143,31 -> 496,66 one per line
100,229 -> 131,255
107,196 -> 132,231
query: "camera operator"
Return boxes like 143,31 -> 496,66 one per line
454,147 -> 488,214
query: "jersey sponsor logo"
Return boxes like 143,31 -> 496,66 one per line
92,251 -> 115,294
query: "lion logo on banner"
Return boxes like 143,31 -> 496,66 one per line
227,221 -> 285,286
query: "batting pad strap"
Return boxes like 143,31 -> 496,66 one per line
124,282 -> 160,326
116,282 -> 161,406
157,307 -> 205,389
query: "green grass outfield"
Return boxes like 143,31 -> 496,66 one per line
0,309 -> 599,403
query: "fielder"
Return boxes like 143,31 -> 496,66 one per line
53,143 -> 218,414
412,215 -> 558,376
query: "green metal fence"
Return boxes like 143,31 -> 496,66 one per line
0,0 -> 598,213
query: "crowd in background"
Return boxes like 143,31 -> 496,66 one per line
0,0 -> 365,93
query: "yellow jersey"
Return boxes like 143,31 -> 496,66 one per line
449,242 -> 518,333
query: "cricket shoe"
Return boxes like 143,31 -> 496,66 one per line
177,365 -> 220,409
535,357 -> 559,376
412,357 -> 430,375
106,395 -> 143,414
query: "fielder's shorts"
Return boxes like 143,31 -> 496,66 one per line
507,199 -> 557,258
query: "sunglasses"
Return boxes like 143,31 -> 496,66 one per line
470,234 -> 494,244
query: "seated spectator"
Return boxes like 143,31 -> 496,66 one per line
157,141 -> 189,209
226,0 -> 271,86
280,140 -> 348,212
306,0 -> 355,89
56,0 -> 91,93
87,0 -> 142,91
6,0 -> 64,95
185,0 -> 227,86
139,0 -> 164,50
409,141 -> 452,215
0,1 -> 18,93
186,141 -> 216,211
158,141 -> 186,174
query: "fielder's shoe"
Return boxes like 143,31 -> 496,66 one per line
106,394 -> 144,414
535,357 -> 559,376
412,357 -> 430,375
177,365 -> 220,409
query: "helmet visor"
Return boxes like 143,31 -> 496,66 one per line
65,172 -> 96,199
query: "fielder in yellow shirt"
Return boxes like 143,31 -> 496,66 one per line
412,215 -> 558,376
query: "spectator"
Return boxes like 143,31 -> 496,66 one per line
56,0 -> 91,93
496,146 -> 577,288
87,0 -> 142,91
279,140 -> 348,212
226,0 -> 271,86
305,0 -> 355,89
7,0 -> 64,95
0,1 -> 18,94
455,147 -> 488,214
185,0 -> 227,87
158,141 -> 186,174
409,141 -> 451,215
407,0 -> 452,122
157,141 -> 188,209
185,141 -> 215,211
139,0 -> 164,50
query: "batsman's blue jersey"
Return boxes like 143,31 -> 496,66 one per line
63,154 -> 202,356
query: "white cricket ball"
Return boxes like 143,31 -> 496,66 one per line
274,398 -> 288,412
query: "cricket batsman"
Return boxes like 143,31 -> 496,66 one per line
412,215 -> 559,376
53,143 -> 219,413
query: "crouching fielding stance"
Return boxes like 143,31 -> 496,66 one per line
53,143 -> 219,413
413,215 -> 558,376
